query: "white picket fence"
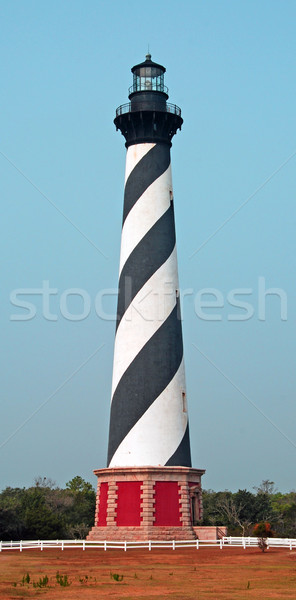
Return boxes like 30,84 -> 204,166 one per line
0,537 -> 296,552
224,536 -> 296,550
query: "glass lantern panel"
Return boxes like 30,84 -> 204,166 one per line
133,69 -> 164,92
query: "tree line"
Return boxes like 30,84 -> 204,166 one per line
203,480 -> 296,537
1,477 -> 296,540
0,476 -> 96,540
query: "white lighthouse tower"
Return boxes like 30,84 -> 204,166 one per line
88,55 -> 205,541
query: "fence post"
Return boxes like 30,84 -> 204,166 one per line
0,541 -> 2,552
148,540 -> 151,551
290,540 -> 292,551
173,540 -> 175,550
41,541 -> 43,551
104,540 -> 107,551
83,540 -> 85,551
196,539 -> 199,550
62,541 -> 64,551
219,539 -> 222,550
20,541 -> 22,552
124,541 -> 127,552
243,538 -> 246,550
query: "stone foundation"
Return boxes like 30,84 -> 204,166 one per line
193,526 -> 228,540
87,466 -> 205,541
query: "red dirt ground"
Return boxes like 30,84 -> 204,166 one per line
1,547 -> 296,599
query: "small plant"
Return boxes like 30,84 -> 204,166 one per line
56,571 -> 71,587
110,572 -> 124,582
247,581 -> 251,589
253,522 -> 273,553
33,575 -> 49,588
134,573 -> 138,579
21,572 -> 30,586
79,574 -> 89,584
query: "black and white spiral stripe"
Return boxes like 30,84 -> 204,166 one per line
107,142 -> 191,468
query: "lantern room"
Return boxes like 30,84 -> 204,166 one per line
129,53 -> 168,97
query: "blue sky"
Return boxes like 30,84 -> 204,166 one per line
1,0 -> 296,492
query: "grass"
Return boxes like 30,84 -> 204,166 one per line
0,546 -> 296,598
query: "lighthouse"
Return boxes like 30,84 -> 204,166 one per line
88,55 -> 205,541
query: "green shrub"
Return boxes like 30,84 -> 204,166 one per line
56,571 -> 70,586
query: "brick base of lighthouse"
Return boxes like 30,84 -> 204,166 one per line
87,466 -> 205,541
